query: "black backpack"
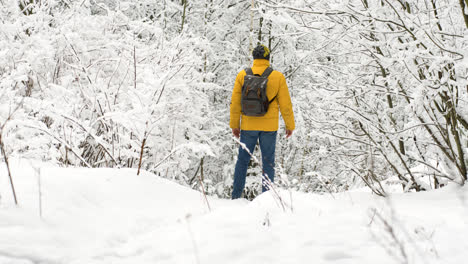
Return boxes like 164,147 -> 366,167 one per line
241,67 -> 277,116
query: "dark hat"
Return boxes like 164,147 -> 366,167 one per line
252,44 -> 270,60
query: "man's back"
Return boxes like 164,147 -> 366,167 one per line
229,58 -> 295,132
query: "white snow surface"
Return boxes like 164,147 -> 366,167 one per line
1,159 -> 467,264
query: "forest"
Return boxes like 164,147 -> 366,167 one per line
1,0 -> 467,199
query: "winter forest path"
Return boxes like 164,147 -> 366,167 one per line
0,160 -> 467,264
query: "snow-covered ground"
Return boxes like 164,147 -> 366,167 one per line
0,159 -> 467,264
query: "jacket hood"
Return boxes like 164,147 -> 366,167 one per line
253,59 -> 270,68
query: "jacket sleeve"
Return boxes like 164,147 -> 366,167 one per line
229,71 -> 244,129
277,73 -> 295,130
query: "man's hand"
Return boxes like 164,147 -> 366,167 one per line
286,130 -> 293,138
232,128 -> 240,138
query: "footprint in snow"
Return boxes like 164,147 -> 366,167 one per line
322,251 -> 354,261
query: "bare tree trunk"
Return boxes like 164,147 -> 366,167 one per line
448,101 -> 467,182
431,0 -> 443,31
0,134 -> 18,205
162,0 -> 166,29
137,137 -> 147,175
459,0 -> 468,28
268,22 -> 272,49
202,0 -> 208,83
133,45 -> 137,89
200,157 -> 204,181
197,157 -> 211,211
258,17 -> 263,43
249,0 -> 254,51
180,0 -> 188,33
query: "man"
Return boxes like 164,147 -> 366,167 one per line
229,44 -> 295,199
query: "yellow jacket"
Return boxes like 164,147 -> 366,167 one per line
230,59 -> 295,132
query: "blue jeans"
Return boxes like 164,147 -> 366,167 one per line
232,130 -> 277,199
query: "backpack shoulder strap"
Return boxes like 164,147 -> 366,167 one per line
261,67 -> 273,78
244,68 -> 253,75
269,94 -> 278,104
265,67 -> 277,103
